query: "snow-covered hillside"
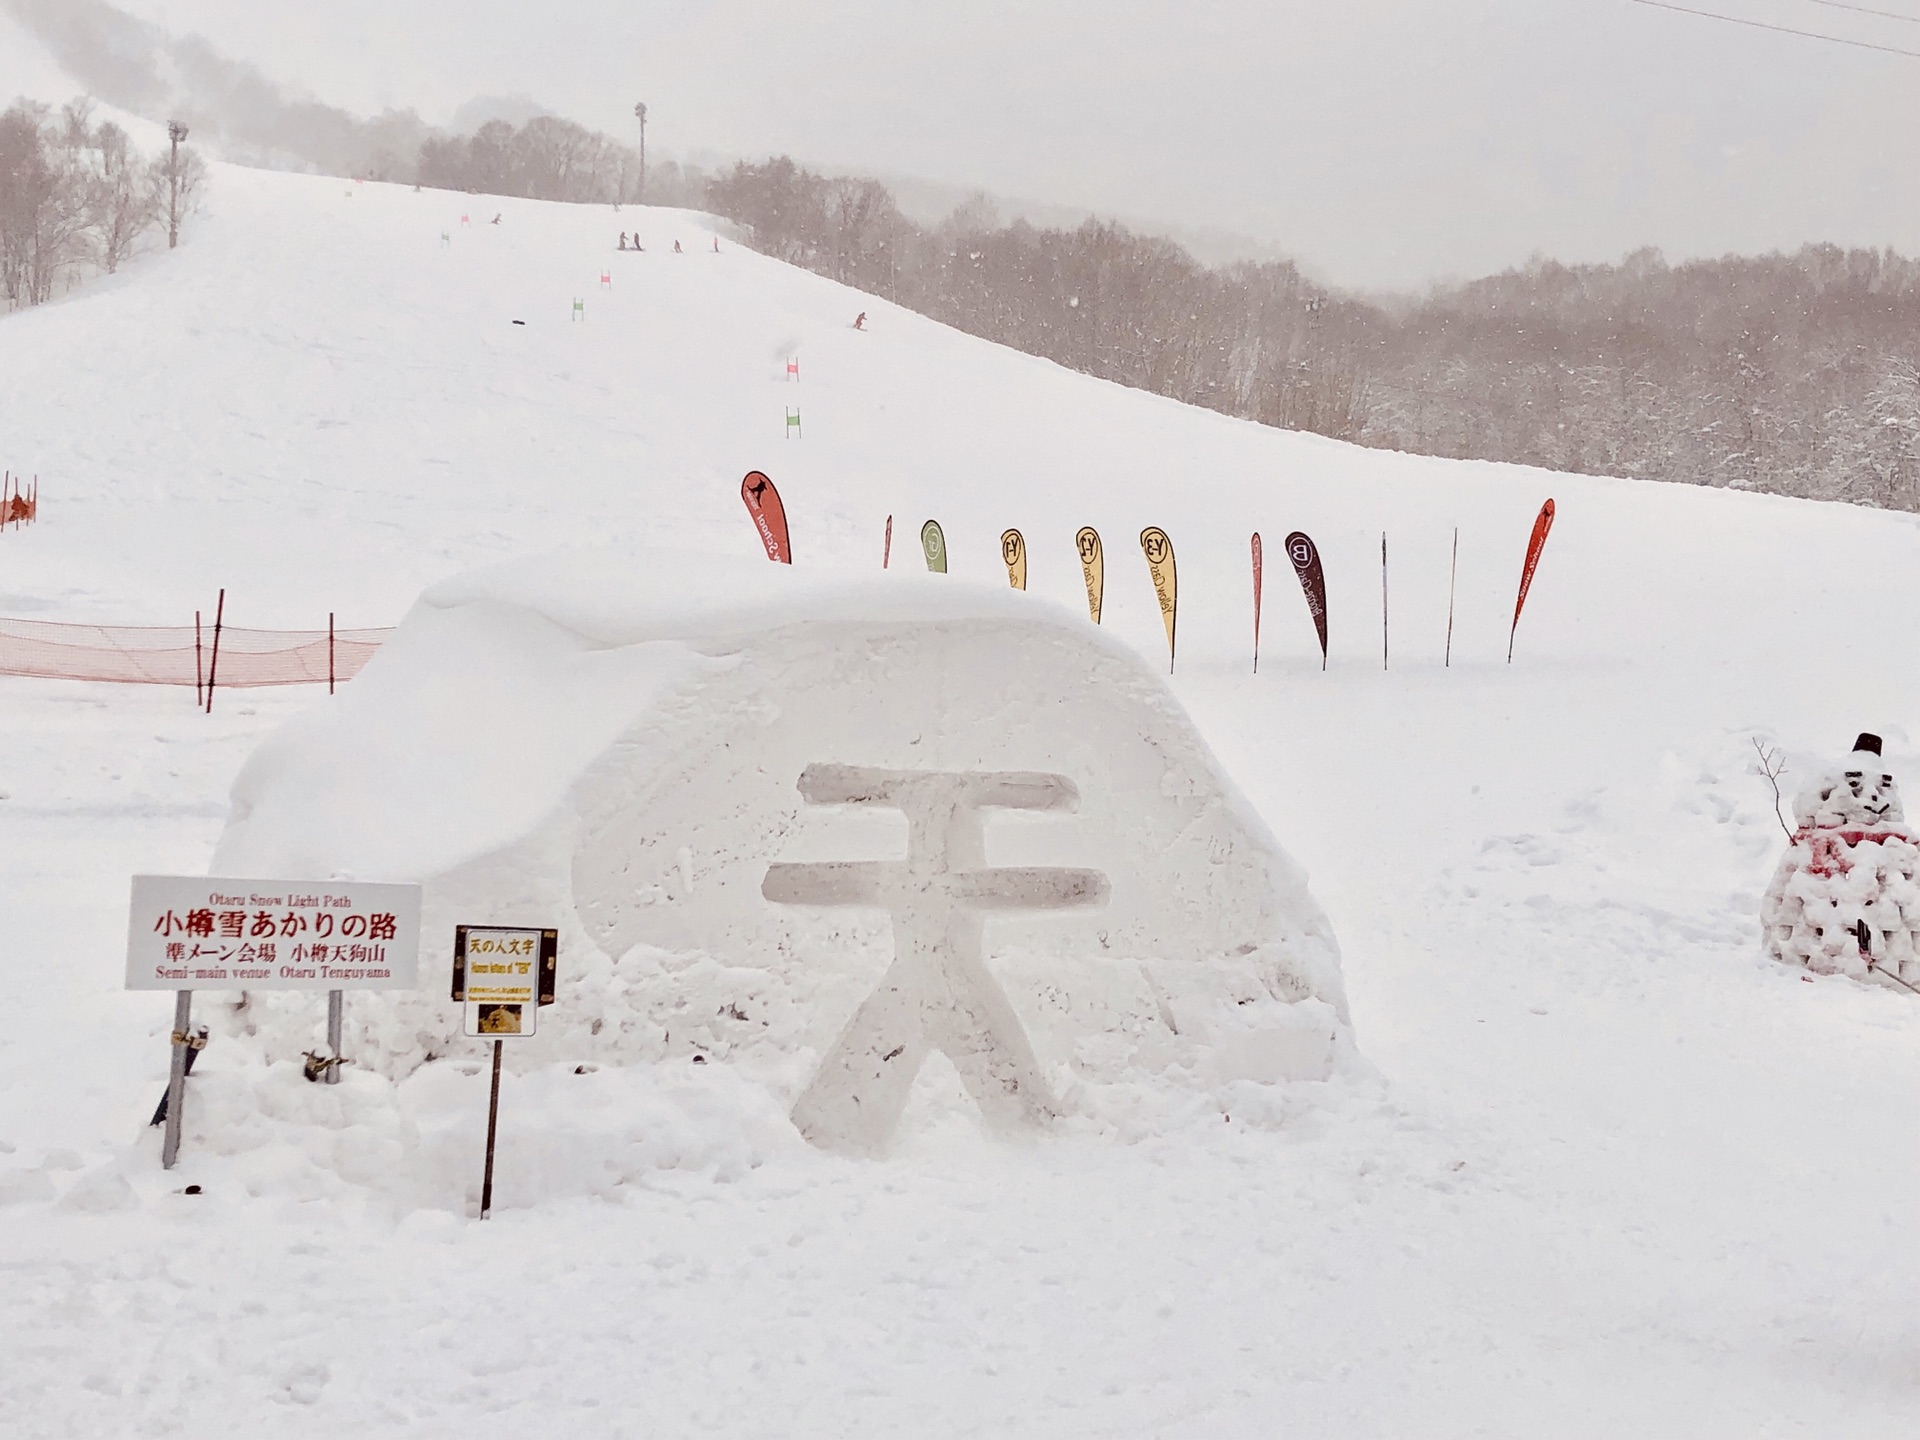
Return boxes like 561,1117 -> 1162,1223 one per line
1,164 -> 1915,1437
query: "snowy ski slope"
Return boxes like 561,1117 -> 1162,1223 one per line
0,161 -> 1916,1437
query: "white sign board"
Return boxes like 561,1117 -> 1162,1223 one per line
127,876 -> 422,991
453,926 -> 557,1037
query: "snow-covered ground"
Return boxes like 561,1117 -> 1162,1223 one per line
1,162 -> 1916,1437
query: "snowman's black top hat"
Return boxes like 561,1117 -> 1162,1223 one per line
1853,733 -> 1883,757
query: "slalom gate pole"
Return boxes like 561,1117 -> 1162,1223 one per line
326,990 -> 344,1085
884,515 -> 892,569
161,990 -> 192,1169
328,612 -> 336,695
204,589 -> 225,714
194,611 -> 203,708
1445,528 -> 1458,668
1381,533 -> 1389,671
480,1038 -> 504,1219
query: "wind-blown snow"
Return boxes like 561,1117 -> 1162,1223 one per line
0,162 -> 1914,1437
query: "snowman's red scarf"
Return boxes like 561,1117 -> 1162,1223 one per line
1792,824 -> 1918,878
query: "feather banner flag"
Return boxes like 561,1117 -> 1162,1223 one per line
1508,499 -> 1556,663
1076,527 -> 1104,624
920,519 -> 948,574
1251,532 -> 1264,673
1284,530 -> 1328,670
883,514 -> 893,569
1139,527 -> 1178,672
739,471 -> 791,563
1000,528 -> 1027,590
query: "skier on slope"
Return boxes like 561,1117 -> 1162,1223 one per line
854,312 -> 867,331
619,232 -> 628,250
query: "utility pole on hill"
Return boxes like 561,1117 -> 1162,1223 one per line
633,102 -> 648,204
166,120 -> 188,249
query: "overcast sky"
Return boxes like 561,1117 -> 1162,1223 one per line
53,1 -> 1920,288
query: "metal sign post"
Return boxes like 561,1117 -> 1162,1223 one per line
161,991 -> 192,1168
481,1038 -> 505,1218
452,925 -> 558,1219
326,989 -> 344,1085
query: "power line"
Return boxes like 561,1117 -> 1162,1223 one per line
1628,0 -> 1920,54
1805,0 -> 1920,24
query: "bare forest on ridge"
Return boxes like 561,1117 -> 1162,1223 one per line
394,119 -> 1920,514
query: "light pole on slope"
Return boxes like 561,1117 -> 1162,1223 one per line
633,102 -> 647,204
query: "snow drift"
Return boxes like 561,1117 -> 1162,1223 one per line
210,549 -> 1354,1150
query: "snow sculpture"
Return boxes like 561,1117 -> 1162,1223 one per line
213,551 -> 1356,1149
763,765 -> 1107,1151
1761,733 -> 1920,991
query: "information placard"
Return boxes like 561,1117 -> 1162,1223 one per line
452,926 -> 558,1037
127,876 -> 422,991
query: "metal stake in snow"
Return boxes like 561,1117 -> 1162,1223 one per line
1445,527 -> 1459,668
1381,532 -> 1389,671
763,765 -> 1108,1153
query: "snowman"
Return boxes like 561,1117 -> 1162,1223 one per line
1760,733 -> 1920,992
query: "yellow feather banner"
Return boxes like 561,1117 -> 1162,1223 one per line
1075,527 -> 1104,624
1000,528 -> 1027,590
1139,526 -> 1177,671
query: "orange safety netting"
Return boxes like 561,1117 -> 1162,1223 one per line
0,618 -> 394,688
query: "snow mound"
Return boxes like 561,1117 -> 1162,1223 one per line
210,549 -> 1353,1154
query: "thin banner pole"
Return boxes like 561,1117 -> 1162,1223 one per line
1445,527 -> 1458,668
204,588 -> 226,714
194,610 -> 203,708
162,990 -> 192,1169
480,1038 -> 504,1219
328,612 -> 336,695
326,990 -> 344,1085
1381,533 -> 1389,671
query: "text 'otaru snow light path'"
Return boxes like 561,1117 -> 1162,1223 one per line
0,160 -> 1914,1438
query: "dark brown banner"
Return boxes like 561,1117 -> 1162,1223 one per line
1284,530 -> 1328,669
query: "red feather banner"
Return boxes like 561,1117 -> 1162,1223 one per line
740,471 -> 792,563
1508,499 -> 1556,662
1250,532 -> 1264,674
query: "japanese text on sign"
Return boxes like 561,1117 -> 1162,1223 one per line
127,877 -> 422,990
452,926 -> 558,1038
